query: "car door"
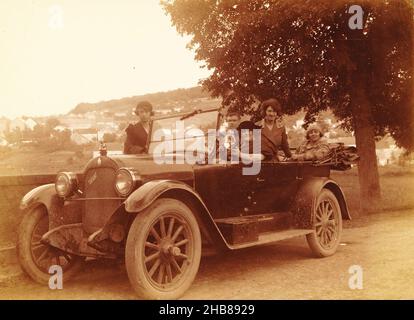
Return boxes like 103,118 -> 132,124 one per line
244,161 -> 300,215
193,161 -> 253,219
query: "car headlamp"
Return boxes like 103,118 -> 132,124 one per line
55,172 -> 78,198
115,168 -> 140,197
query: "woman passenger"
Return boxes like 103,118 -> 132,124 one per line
255,98 -> 292,161
291,124 -> 330,161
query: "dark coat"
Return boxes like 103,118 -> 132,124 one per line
123,122 -> 148,154
256,120 -> 292,160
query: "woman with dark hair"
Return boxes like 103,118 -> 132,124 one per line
255,98 -> 292,160
123,101 -> 153,154
292,124 -> 330,161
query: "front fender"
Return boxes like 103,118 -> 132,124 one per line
20,183 -> 82,229
125,180 -> 195,213
123,180 -> 229,250
20,184 -> 59,211
291,178 -> 351,229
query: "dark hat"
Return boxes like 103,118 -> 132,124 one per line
134,101 -> 153,114
237,121 -> 261,130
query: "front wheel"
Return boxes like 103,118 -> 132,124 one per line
306,189 -> 343,257
125,198 -> 202,300
17,206 -> 84,284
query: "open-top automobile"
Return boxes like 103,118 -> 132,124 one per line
17,107 -> 357,299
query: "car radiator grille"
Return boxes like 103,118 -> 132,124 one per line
83,167 -> 122,234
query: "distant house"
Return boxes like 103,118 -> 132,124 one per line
9,118 -> 27,131
0,137 -> 8,146
53,125 -> 69,132
0,117 -> 10,137
24,118 -> 37,130
59,117 -> 96,130
327,136 -> 356,146
71,132 -> 97,145
97,122 -> 118,132
96,122 -> 119,141
85,112 -> 97,120
74,128 -> 98,135
375,135 -> 403,166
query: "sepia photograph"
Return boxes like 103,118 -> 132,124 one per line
0,0 -> 413,306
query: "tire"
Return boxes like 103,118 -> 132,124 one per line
306,189 -> 343,257
17,205 -> 84,284
125,198 -> 202,300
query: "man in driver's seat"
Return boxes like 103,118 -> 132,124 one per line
123,101 -> 153,154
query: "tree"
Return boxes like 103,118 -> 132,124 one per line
45,117 -> 60,129
163,0 -> 414,212
4,127 -> 23,144
102,132 -> 117,143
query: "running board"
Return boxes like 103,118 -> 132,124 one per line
215,212 -> 292,245
227,229 -> 314,250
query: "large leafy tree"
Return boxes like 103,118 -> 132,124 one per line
163,0 -> 414,212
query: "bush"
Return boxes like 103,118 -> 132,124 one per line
102,133 -> 117,143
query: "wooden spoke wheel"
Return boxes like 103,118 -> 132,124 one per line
306,189 -> 343,257
17,206 -> 83,284
125,198 -> 201,300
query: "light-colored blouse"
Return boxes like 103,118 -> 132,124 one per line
294,139 -> 330,161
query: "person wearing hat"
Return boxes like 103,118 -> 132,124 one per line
123,101 -> 153,154
291,124 -> 330,161
255,98 -> 292,161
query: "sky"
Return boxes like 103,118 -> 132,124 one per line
0,0 -> 210,119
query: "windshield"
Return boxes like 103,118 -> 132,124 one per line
148,109 -> 219,155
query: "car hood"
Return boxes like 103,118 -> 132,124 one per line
83,154 -> 194,184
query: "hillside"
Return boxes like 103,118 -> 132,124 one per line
69,86 -> 220,115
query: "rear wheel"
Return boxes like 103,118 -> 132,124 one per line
17,206 -> 84,284
306,189 -> 343,257
125,198 -> 201,300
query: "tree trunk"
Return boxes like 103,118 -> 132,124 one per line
351,86 -> 382,214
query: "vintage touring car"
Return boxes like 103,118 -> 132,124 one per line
17,108 -> 357,299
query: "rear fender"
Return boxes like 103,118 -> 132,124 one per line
291,178 -> 351,229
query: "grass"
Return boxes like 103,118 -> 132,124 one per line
331,166 -> 414,217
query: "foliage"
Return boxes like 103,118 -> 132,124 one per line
4,128 -> 23,144
163,0 -> 414,150
102,132 -> 117,143
45,117 -> 60,129
4,122 -> 75,152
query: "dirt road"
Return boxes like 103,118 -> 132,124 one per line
1,209 -> 413,299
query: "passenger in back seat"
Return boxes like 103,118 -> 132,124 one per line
291,124 -> 330,161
